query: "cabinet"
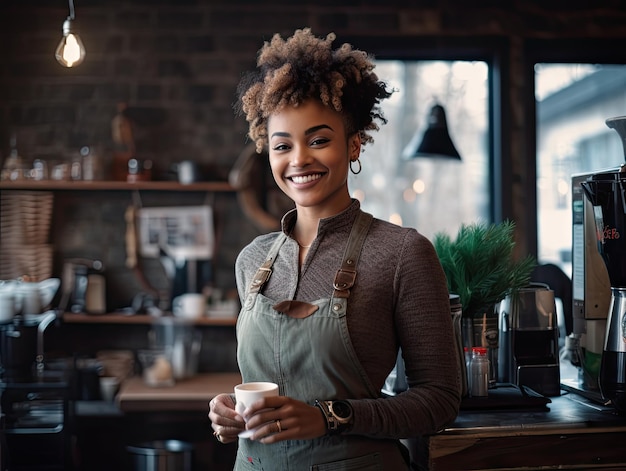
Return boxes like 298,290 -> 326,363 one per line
0,373 -> 73,470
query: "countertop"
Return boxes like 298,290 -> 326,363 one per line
95,377 -> 626,469
443,388 -> 626,435
428,389 -> 626,470
116,372 -> 242,412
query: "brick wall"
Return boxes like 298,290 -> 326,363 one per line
0,0 -> 626,251
3,1 -> 626,173
0,0 -> 626,243
2,0 -> 626,301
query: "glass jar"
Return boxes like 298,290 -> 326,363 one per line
470,346 -> 490,397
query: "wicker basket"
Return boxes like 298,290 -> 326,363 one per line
0,243 -> 53,281
0,191 -> 54,281
0,191 -> 53,245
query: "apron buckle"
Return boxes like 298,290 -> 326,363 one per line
333,268 -> 356,293
250,266 -> 272,293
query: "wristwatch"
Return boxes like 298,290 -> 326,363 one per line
314,399 -> 353,435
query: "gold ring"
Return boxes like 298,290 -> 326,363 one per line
213,431 -> 223,443
276,419 -> 282,433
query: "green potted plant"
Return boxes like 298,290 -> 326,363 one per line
433,221 -> 536,318
433,221 -> 536,347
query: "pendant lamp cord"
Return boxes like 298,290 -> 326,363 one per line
68,0 -> 75,20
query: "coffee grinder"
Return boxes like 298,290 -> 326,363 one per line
580,115 -> 626,411
498,283 -> 560,396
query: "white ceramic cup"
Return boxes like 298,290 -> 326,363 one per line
234,382 -> 279,438
177,160 -> 199,185
172,293 -> 206,319
99,376 -> 120,402
0,292 -> 16,322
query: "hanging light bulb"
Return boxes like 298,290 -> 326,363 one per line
55,0 -> 85,68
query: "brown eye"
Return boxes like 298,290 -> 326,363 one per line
310,137 -> 330,146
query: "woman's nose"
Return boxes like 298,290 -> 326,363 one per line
290,145 -> 311,167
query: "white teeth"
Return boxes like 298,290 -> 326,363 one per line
291,174 -> 321,184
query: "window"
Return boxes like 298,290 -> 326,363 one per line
535,63 -> 626,276
349,59 -> 490,241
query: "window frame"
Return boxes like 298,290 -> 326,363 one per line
523,38 -> 626,258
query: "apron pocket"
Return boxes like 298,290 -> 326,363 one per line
311,452 -> 382,471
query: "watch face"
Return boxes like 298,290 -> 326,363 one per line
331,401 -> 352,419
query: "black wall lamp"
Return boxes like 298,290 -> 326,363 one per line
404,104 -> 462,161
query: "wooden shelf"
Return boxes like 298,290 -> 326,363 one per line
0,180 -> 234,192
62,312 -> 237,326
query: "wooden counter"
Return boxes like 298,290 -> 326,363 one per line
426,390 -> 626,470
116,375 -> 626,470
117,372 -> 241,412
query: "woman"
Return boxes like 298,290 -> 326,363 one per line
209,28 -> 460,470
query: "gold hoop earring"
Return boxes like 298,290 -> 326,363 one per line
350,159 -> 362,175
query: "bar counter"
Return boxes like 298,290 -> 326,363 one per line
428,389 -> 626,470
114,375 -> 626,469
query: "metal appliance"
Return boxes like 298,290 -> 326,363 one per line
0,312 -> 72,470
1,372 -> 71,470
136,206 -> 215,310
579,119 -> 626,411
565,115 -> 626,411
59,258 -> 106,315
570,171 -> 612,393
497,283 -> 560,396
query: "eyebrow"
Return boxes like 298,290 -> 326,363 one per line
270,124 -> 334,139
306,124 -> 333,135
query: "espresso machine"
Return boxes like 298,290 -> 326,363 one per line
580,115 -> 626,411
571,171 -> 611,393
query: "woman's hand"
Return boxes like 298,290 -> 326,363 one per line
241,395 -> 327,444
208,393 -> 245,444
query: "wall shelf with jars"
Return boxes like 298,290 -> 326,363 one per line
0,180 -> 234,192
0,178 -> 241,321
62,312 -> 237,326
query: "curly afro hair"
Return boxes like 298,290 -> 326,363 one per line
235,28 -> 394,153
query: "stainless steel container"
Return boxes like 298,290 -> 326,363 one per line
127,440 -> 193,471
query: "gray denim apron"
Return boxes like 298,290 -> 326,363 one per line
235,211 -> 409,471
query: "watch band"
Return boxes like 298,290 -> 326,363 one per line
314,399 -> 353,435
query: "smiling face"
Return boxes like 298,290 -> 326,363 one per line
267,99 -> 361,219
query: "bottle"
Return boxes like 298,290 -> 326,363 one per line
2,133 -> 24,181
470,347 -> 489,397
81,146 -> 96,181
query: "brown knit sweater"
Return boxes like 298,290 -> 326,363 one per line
235,200 -> 460,438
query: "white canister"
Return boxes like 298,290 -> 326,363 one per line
0,291 -> 17,322
172,293 -> 206,319
17,283 -> 44,316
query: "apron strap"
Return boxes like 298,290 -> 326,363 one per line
333,211 -> 373,299
247,210 -> 373,299
247,232 -> 287,295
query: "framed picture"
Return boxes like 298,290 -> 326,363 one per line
137,205 -> 214,260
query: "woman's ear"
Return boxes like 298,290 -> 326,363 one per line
349,133 -> 362,161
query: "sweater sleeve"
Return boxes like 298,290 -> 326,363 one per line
348,230 -> 461,438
